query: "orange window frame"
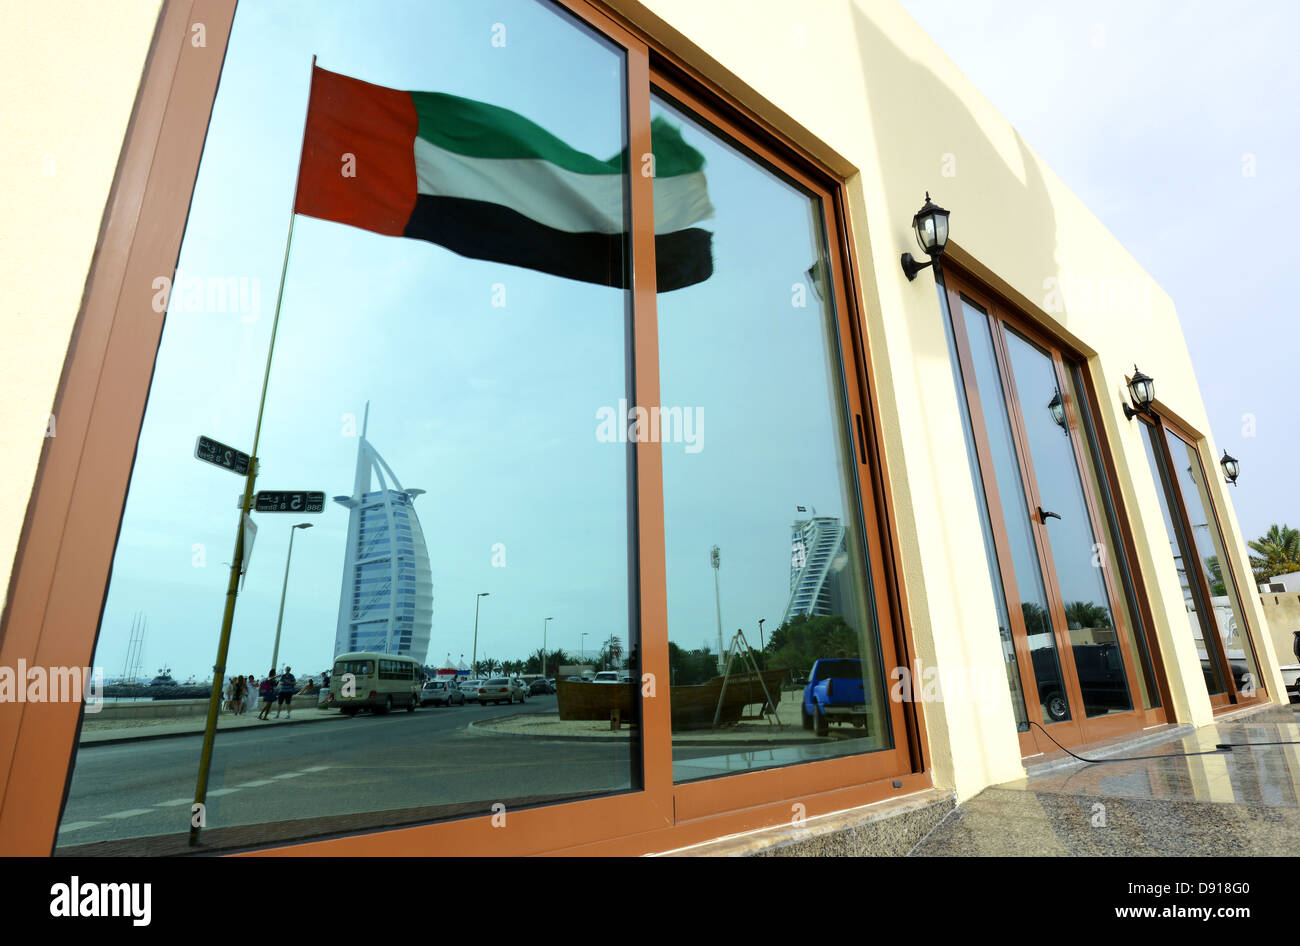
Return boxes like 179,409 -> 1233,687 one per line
0,0 -> 927,857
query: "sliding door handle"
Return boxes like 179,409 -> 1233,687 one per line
1037,506 -> 1061,524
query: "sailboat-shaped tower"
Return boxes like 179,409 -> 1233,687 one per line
332,405 -> 433,662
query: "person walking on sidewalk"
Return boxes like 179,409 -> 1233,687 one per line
275,666 -> 297,719
258,671 -> 276,720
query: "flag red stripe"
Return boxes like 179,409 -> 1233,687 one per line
294,66 -> 417,236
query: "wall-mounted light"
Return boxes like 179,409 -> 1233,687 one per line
1122,365 -> 1155,420
1048,390 -> 1067,432
901,192 -> 950,281
1220,450 -> 1240,486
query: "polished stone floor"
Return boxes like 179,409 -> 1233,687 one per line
911,704 -> 1300,855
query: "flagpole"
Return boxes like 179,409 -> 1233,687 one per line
190,54 -> 317,847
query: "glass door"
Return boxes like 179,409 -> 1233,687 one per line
942,271 -> 1160,753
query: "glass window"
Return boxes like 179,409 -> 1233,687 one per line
1001,330 -> 1134,718
652,91 -> 891,782
1139,423 -> 1227,694
57,0 -> 640,852
959,301 -> 1071,725
1164,430 -> 1262,693
937,280 -> 1029,730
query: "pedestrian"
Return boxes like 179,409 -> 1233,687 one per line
232,674 -> 246,715
275,665 -> 297,719
257,671 -> 276,720
246,674 -> 258,715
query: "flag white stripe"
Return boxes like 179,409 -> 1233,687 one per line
414,136 -> 713,235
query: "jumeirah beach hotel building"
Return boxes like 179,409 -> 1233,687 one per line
0,0 -> 1288,857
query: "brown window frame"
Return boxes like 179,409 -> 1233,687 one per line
0,0 -> 927,856
940,264 -> 1170,757
1135,409 -> 1268,709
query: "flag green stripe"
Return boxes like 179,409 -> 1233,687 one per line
411,91 -> 705,177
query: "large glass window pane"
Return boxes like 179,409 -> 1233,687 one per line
938,281 -> 1029,730
1139,424 -> 1226,694
651,92 -> 891,782
1066,364 -> 1159,709
58,0 -> 640,852
960,302 -> 1071,724
1164,430 -> 1262,693
1002,331 -> 1134,718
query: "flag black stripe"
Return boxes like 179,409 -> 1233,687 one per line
403,195 -> 712,292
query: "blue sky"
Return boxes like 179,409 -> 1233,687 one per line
898,0 -> 1300,547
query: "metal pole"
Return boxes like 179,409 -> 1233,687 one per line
542,616 -> 552,679
472,592 -> 487,675
190,54 -> 316,848
711,546 -> 724,673
270,523 -> 310,674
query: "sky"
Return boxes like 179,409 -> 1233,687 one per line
897,0 -> 1300,547
93,0 -> 867,684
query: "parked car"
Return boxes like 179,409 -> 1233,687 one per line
529,679 -> 554,696
460,679 -> 482,703
592,671 -> 621,684
477,677 -> 513,705
420,680 -> 464,707
507,678 -> 528,702
802,658 -> 868,736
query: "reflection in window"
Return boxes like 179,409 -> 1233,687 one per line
58,0 -> 642,852
937,280 -> 1029,730
1164,431 -> 1262,695
960,302 -> 1071,725
651,91 -> 891,782
1139,424 -> 1227,694
1001,330 -> 1134,718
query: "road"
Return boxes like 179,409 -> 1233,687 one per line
57,695 -> 651,849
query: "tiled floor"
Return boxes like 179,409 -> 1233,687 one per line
911,704 -> 1300,855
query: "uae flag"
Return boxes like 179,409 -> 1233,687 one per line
294,65 -> 714,291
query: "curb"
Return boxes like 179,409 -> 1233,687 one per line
466,716 -> 816,749
78,711 -> 344,747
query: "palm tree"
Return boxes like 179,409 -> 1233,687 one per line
1248,523 -> 1300,582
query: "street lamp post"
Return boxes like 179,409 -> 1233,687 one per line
471,592 -> 489,676
711,545 -> 724,673
270,523 -> 312,675
542,616 -> 553,678
581,632 -> 589,665
758,618 -> 766,652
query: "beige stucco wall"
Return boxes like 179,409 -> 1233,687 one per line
1261,594 -> 1300,669
0,0 -> 162,615
613,0 -> 1287,799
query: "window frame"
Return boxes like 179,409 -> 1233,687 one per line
0,0 -> 927,856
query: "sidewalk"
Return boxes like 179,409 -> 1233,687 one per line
79,706 -> 342,746
910,703 -> 1300,855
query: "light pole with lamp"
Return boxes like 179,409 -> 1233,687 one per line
581,632 -> 589,667
270,522 -> 312,675
471,592 -> 489,676
542,616 -> 553,678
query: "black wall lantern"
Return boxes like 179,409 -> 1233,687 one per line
1048,390 -> 1067,432
1220,450 -> 1240,486
901,192 -> 950,281
1122,365 -> 1155,419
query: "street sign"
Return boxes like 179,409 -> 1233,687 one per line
254,490 -> 325,514
195,435 -> 251,475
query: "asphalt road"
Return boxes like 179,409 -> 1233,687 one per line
57,695 -> 650,848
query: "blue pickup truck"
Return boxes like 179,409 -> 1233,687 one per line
802,658 -> 869,737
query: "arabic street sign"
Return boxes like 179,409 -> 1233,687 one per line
195,435 -> 251,476
254,491 -> 325,514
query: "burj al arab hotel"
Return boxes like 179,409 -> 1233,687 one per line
332,408 -> 433,663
